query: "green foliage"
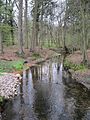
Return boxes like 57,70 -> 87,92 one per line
64,60 -> 86,71
0,60 -> 24,73
12,60 -> 24,70
43,41 -> 57,49
0,24 -> 14,46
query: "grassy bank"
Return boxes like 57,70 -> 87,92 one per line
64,60 -> 86,71
0,60 -> 24,74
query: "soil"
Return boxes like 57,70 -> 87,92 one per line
0,45 -> 56,61
67,50 -> 90,89
67,50 -> 90,64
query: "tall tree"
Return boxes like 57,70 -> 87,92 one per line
0,0 -> 3,54
31,0 -> 39,50
80,0 -> 88,64
18,0 -> 24,55
24,0 -> 28,49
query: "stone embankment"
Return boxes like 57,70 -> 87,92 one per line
0,73 -> 20,99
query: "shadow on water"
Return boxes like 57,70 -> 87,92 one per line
1,56 -> 90,120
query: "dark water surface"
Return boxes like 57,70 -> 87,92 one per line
2,58 -> 90,120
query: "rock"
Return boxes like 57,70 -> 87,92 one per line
15,74 -> 22,80
0,73 -> 20,99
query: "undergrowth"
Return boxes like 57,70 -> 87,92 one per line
64,60 -> 86,71
0,60 -> 24,73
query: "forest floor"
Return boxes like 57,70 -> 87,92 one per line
0,45 -> 59,73
0,45 -> 57,61
66,50 -> 90,89
66,50 -> 90,64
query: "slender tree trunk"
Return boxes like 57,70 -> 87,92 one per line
8,0 -> 15,45
5,0 -> 8,23
80,0 -> 87,64
63,0 -> 68,51
18,0 -> 24,55
24,0 -> 28,49
40,1 -> 44,48
0,31 -> 3,54
10,18 -> 14,45
31,0 -> 39,50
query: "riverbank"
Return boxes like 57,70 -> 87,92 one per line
0,47 -> 59,107
66,50 -> 90,89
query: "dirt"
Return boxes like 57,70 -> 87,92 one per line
67,50 -> 90,64
67,50 -> 90,89
0,45 -> 56,61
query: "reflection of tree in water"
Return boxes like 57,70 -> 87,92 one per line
20,76 -> 24,105
34,86 -> 50,120
31,67 -> 39,83
49,60 -> 52,82
31,62 -> 52,120
63,83 -> 90,120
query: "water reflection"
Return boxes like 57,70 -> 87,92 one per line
2,57 -> 90,120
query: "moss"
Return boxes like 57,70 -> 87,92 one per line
64,60 -> 86,71
0,60 -> 24,73
12,60 -> 24,70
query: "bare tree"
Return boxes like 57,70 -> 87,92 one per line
18,0 -> 24,55
24,0 -> 28,49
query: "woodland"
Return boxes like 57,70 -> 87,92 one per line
0,0 -> 90,119
0,0 -> 89,64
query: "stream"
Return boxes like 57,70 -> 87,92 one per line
1,57 -> 90,120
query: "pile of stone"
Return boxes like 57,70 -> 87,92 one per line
0,73 -> 20,99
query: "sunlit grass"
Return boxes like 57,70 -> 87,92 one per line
0,60 -> 24,73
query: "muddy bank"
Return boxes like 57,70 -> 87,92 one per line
65,50 -> 90,89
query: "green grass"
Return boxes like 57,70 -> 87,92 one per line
0,60 -> 24,73
64,60 -> 86,71
12,60 -> 24,70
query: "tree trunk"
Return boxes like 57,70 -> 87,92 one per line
24,0 -> 28,49
18,0 -> 24,55
0,31 -> 3,54
31,0 -> 39,50
80,0 -> 87,64
40,1 -> 44,48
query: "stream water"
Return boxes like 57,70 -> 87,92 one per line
2,57 -> 90,120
